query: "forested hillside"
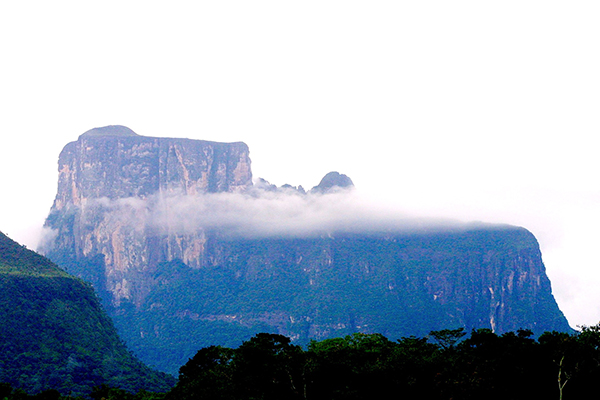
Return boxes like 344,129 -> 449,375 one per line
0,231 -> 175,396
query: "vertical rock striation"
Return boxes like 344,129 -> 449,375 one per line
43,125 -> 252,306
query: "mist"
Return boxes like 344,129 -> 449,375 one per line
45,185 -> 475,247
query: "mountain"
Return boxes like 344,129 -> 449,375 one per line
310,171 -> 354,193
40,126 -> 571,374
0,231 -> 175,396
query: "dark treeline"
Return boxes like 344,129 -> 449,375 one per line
3,325 -> 600,400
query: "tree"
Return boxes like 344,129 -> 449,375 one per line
428,328 -> 466,350
537,331 -> 585,399
308,333 -> 397,400
0,383 -> 13,400
391,336 -> 438,399
232,333 -> 305,400
168,346 -> 234,400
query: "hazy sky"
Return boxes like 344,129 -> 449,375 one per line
1,1 -> 599,328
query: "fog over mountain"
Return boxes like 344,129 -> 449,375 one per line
41,185 -> 467,248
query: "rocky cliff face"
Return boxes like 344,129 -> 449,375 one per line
202,228 -> 565,335
54,126 -> 251,204
43,125 -> 252,306
41,126 -> 571,374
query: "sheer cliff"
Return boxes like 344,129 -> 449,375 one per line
41,126 -> 571,374
43,125 -> 252,306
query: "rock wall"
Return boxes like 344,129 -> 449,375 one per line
43,126 -> 252,305
198,228 -> 568,336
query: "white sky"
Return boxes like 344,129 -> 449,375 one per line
0,1 -> 599,328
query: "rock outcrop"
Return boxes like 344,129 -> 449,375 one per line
41,126 -> 571,374
310,171 -> 354,193
43,125 -> 252,305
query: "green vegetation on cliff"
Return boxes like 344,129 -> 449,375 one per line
0,232 -> 175,397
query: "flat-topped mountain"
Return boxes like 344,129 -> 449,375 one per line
41,126 -> 571,374
54,125 -> 251,204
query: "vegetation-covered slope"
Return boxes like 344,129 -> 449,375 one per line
0,231 -> 175,396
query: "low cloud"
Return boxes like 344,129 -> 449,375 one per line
74,186 -> 465,241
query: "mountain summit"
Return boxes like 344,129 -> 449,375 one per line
311,171 -> 354,193
80,125 -> 140,138
41,127 -> 571,374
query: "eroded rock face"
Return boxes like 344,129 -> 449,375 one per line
43,126 -> 252,306
41,126 -> 571,374
54,125 -> 251,205
195,228 -> 568,336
